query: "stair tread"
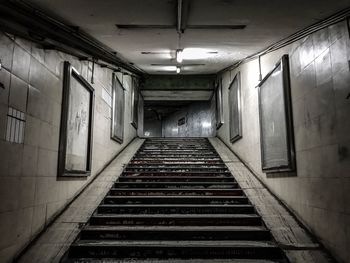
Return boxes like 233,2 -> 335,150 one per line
110,188 -> 242,191
105,196 -> 247,199
92,214 -> 260,218
99,204 -> 252,207
114,182 -> 238,185
72,240 -> 278,247
69,259 -> 281,263
82,226 -> 267,231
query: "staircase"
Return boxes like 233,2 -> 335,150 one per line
62,138 -> 287,262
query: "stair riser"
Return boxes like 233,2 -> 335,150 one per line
97,206 -> 255,214
108,190 -> 244,196
122,172 -> 231,176
103,197 -> 249,205
130,161 -> 222,164
114,183 -> 238,188
135,155 -> 218,159
89,217 -> 262,226
79,230 -> 271,241
68,246 -> 283,259
118,177 -> 236,182
126,165 -> 227,168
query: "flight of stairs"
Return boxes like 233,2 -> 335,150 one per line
62,138 -> 287,262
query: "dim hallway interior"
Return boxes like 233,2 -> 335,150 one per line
0,1 -> 349,263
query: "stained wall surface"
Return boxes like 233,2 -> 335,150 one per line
0,32 -> 138,262
144,119 -> 162,137
162,99 -> 216,137
217,20 -> 350,263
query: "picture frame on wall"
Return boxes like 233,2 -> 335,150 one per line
229,72 -> 242,143
258,54 -> 296,173
58,61 -> 95,177
215,78 -> 224,129
130,77 -> 139,129
111,73 -> 125,143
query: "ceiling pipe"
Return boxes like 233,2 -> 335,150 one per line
218,7 -> 350,75
177,0 -> 183,34
0,0 -> 144,76
176,0 -> 190,34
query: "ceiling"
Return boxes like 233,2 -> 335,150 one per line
25,0 -> 350,75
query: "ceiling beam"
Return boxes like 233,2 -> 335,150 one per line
116,25 -> 174,29
187,25 -> 246,30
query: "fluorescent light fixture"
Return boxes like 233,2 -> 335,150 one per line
176,49 -> 183,63
182,48 -> 217,60
161,66 -> 177,71
176,66 -> 181,74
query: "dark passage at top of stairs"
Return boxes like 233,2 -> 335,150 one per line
61,138 -> 288,263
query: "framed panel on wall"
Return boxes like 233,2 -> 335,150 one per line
258,54 -> 296,173
229,72 -> 242,143
131,77 -> 139,129
111,73 -> 125,143
58,61 -> 95,177
215,78 -> 224,129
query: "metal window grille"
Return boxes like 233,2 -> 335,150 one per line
5,107 -> 26,144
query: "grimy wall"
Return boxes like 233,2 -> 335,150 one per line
162,99 -> 216,138
218,20 -> 350,263
0,32 -> 138,261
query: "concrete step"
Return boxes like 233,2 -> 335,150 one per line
68,240 -> 283,260
118,176 -> 236,182
122,171 -> 232,176
135,154 -> 219,157
89,214 -> 261,226
64,259 -> 284,263
126,164 -> 227,168
124,170 -> 229,175
113,181 -> 239,188
97,204 -> 255,214
108,188 -> 244,196
63,138 -> 286,262
103,195 -> 249,205
130,160 -> 222,164
79,226 -> 271,241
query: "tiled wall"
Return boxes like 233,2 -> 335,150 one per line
218,20 -> 350,263
0,32 -> 138,262
162,99 -> 216,137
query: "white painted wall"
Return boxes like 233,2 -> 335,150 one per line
0,32 -> 138,262
218,20 -> 350,263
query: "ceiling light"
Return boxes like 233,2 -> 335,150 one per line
176,49 -> 183,63
160,66 -> 177,71
182,48 -> 217,60
176,66 -> 181,74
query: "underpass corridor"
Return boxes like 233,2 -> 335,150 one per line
0,1 -> 349,263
